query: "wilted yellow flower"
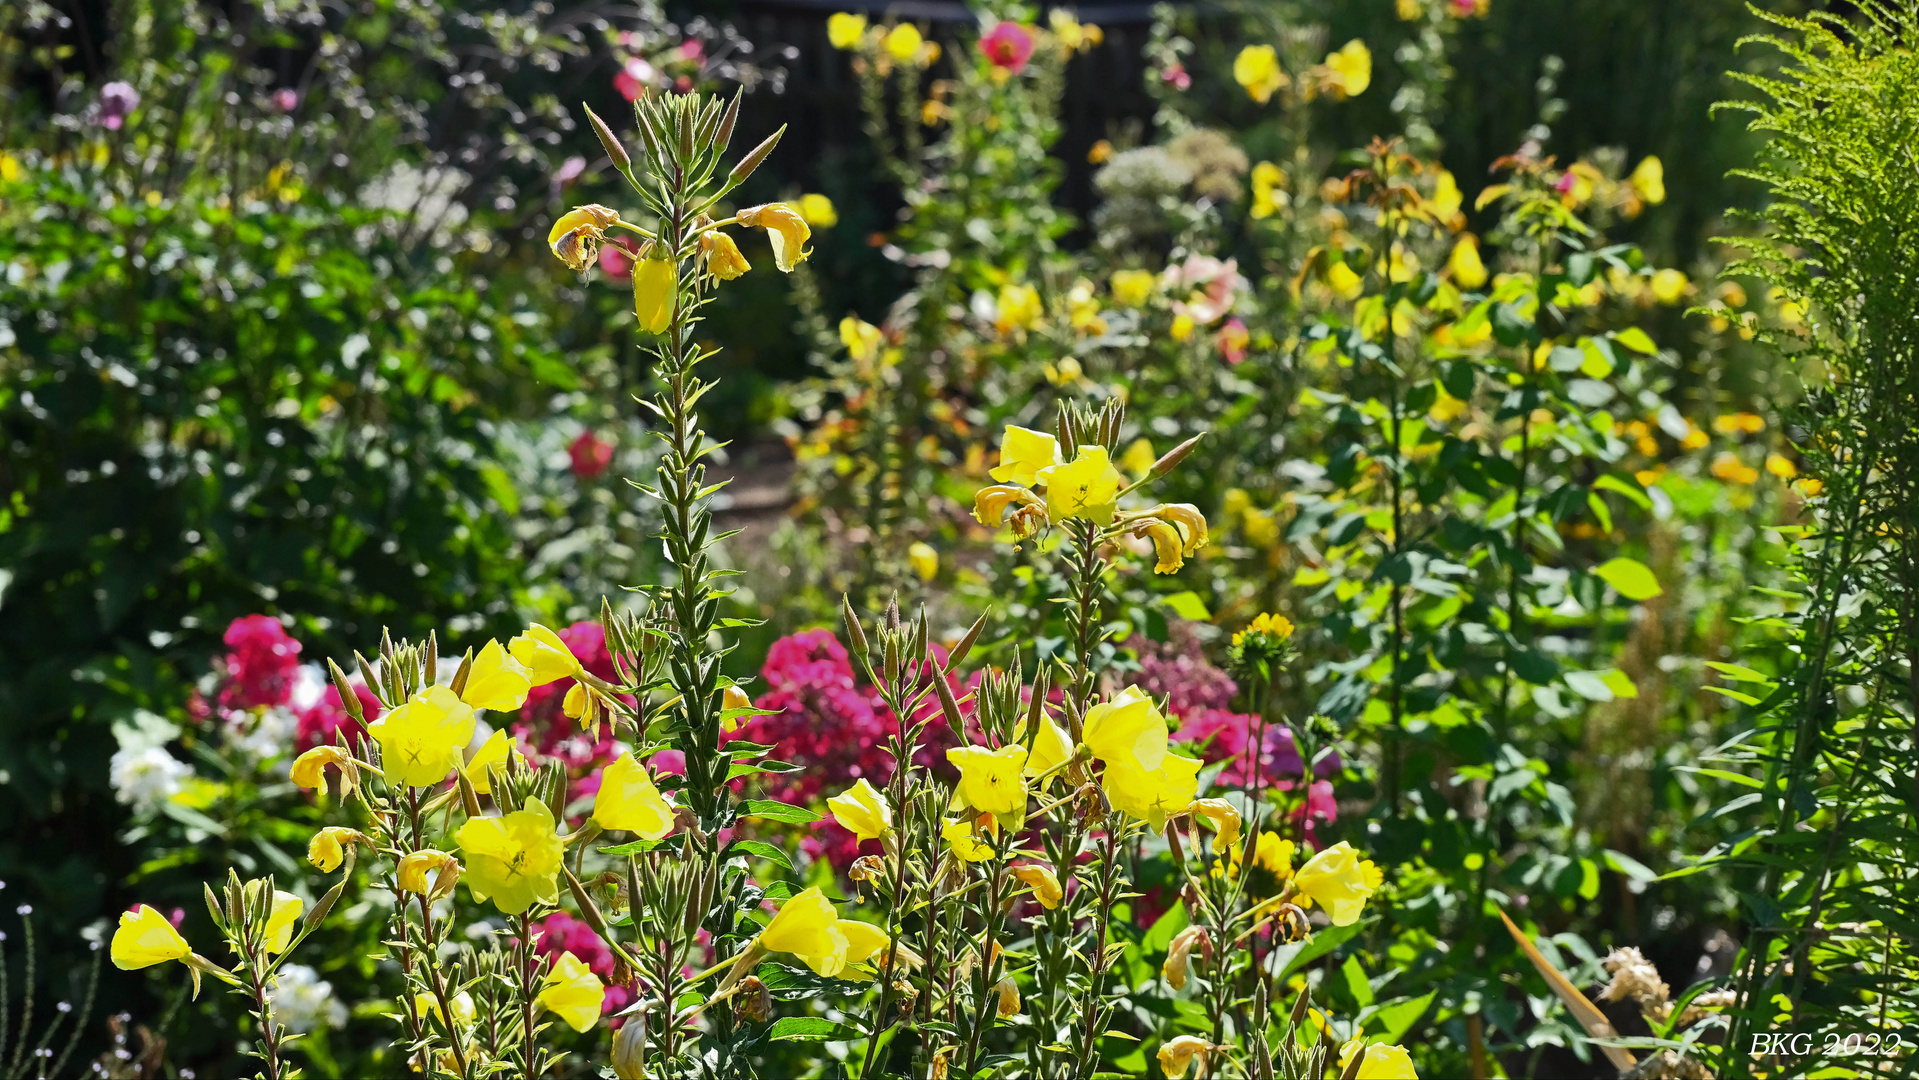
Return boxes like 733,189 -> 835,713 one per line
994,977 -> 1021,1017
1327,260 -> 1364,301
1162,925 -> 1212,990
995,282 -> 1044,336
1035,446 -> 1125,526
1103,751 -> 1201,829
1233,45 -> 1287,105
1158,1035 -> 1212,1079
797,193 -> 838,228
510,624 -> 583,685
1322,40 -> 1372,98
988,425 -> 1061,487
827,12 -> 868,50
703,231 -> 752,280
111,906 -> 192,970
632,253 -> 677,334
1293,841 -> 1384,925
947,744 -> 1029,826
1111,268 -> 1156,308
397,849 -> 462,901
1448,235 -> 1488,289
841,316 -> 884,362
1083,686 -> 1168,772
595,752 -> 675,840
461,639 -> 532,712
368,685 -> 477,789
1186,798 -> 1242,853
972,484 -> 1048,537
538,953 -> 605,1033
1765,453 -> 1797,479
547,205 -> 622,272
1009,862 -> 1063,908
828,778 -> 893,842
456,800 -> 563,914
1650,268 -> 1689,305
307,826 -> 364,873
738,203 -> 812,272
262,891 -> 304,955
1629,155 -> 1666,206
288,745 -> 358,796
941,817 -> 997,862
1338,1040 -> 1420,1079
884,23 -> 923,63
1251,161 -> 1287,219
907,541 -> 939,581
1135,519 -> 1187,574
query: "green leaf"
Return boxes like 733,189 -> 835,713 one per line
1371,991 -> 1435,1043
1703,686 -> 1764,706
1600,669 -> 1639,699
1594,557 -> 1663,600
1603,849 -> 1658,882
1341,954 -> 1375,1008
1563,670 -> 1617,702
1593,474 -> 1652,510
1675,766 -> 1764,789
1162,591 -> 1211,621
1704,661 -> 1770,683
767,1016 -> 851,1042
737,799 -> 821,824
726,839 -> 793,869
1612,326 -> 1658,354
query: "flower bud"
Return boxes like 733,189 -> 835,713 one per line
583,103 -> 631,174
994,977 -> 1021,1017
729,125 -> 786,186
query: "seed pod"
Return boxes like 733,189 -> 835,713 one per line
933,669 -> 966,734
677,99 -> 695,160
910,605 -> 928,666
204,883 -> 227,933
728,125 -> 786,185
455,767 -> 482,818
584,103 -> 632,173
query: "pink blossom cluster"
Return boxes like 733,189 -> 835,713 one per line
212,615 -> 382,753
534,911 -> 633,1018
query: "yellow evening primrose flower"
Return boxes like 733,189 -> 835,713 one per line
111,905 -> 192,970
840,316 -> 884,363
1009,862 -> 1063,908
1035,446 -> 1125,526
1251,161 -> 1287,219
461,639 -> 533,712
1137,519 -> 1187,574
1233,45 -> 1287,105
415,989 -> 476,1027
1102,751 -> 1201,830
989,425 -> 1062,487
1448,235 -> 1489,289
547,205 -> 622,272
464,728 -> 524,795
1327,260 -> 1364,301
1014,714 -> 1074,785
633,252 -> 677,335
1293,841 -> 1384,926
367,685 -> 477,789
828,778 -> 892,842
1650,268 -> 1689,305
1629,155 -> 1666,206
797,193 -> 838,228
995,282 -> 1044,336
947,744 -> 1029,826
509,624 -> 583,685
907,541 -> 939,582
397,849 -> 462,901
456,800 -> 563,915
1323,40 -> 1372,98
703,231 -> 752,280
263,891 -> 304,955
884,23 -> 924,63
1120,437 -> 1157,479
1081,685 -> 1169,772
972,484 -> 1048,537
594,752 -> 675,840
1159,1035 -> 1212,1080
759,886 -> 851,976
827,12 -> 868,50
1338,1040 -> 1420,1080
1186,798 -> 1242,852
738,203 -> 812,272
941,817 -> 997,862
1111,268 -> 1156,308
538,953 -> 605,1033
307,826 -> 364,873
288,745 -> 358,796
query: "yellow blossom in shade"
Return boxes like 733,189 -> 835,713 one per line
1102,751 -> 1201,830
828,778 -> 893,842
947,744 -> 1029,825
547,205 -> 622,272
307,827 -> 363,872
594,752 -> 675,840
1081,685 -> 1169,772
1650,268 -> 1689,305
1009,862 -> 1063,908
1448,235 -> 1489,289
1766,453 -> 1797,479
1233,45 -> 1287,105
461,639 -> 532,712
289,745 -> 358,795
509,624 -> 583,686
1711,453 -> 1760,485
632,253 -> 677,334
1323,40 -> 1372,98
1014,714 -> 1074,785
1186,798 -> 1242,852
840,316 -> 884,362
1159,1035 -> 1212,1079
1293,841 -> 1384,926
263,891 -> 304,955
989,425 -> 1062,487
415,990 -> 476,1027
1629,155 -> 1666,206
367,685 -> 477,789
465,728 -> 524,795
738,203 -> 812,272
941,818 -> 996,862
1339,1041 -> 1420,1080
111,906 -> 192,970
907,541 -> 939,582
796,193 -> 838,228
884,23 -> 923,63
397,849 -> 461,901
1680,421 -> 1710,451
1327,260 -> 1364,301
1120,438 -> 1157,479
456,800 -> 563,915
537,953 -> 605,1033
1796,477 -> 1824,497
1251,161 -> 1287,219
995,283 -> 1044,336
1035,446 -> 1125,526
827,12 -> 868,49
1111,268 -> 1156,307
703,231 -> 752,280
1087,138 -> 1115,163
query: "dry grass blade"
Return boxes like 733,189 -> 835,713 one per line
1496,906 -> 1635,1071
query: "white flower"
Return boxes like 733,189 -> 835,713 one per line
269,964 -> 346,1033
229,707 -> 299,765
289,664 -> 328,712
109,745 -> 191,814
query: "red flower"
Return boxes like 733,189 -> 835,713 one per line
569,431 -> 615,480
218,615 -> 302,710
981,22 -> 1036,72
296,682 -> 382,753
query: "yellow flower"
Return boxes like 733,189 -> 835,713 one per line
760,886 -> 872,977
1233,45 -> 1287,105
633,253 -> 677,334
840,316 -> 884,364
827,12 -> 868,50
594,752 -> 675,840
1680,421 -> 1710,451
941,818 -> 997,862
1110,268 -> 1156,308
464,728 -> 523,795
538,953 -> 605,1033
367,685 -> 477,788
307,826 -> 364,872
908,541 -> 939,582
1327,260 -> 1364,301
947,744 -> 1029,827
797,193 -> 838,228
415,990 -> 476,1027
1118,438 -> 1156,480
738,203 -> 812,272
828,778 -> 893,842
456,800 -> 563,914
1225,832 -> 1295,882
1081,685 -> 1168,772
972,484 -> 1048,537
0,152 -> 20,183
1251,161 -> 1287,219
111,906 -> 192,970
994,977 -> 1020,1017
1426,168 -> 1464,225
263,890 -> 304,955
1796,477 -> 1824,497
1102,751 -> 1201,830
995,283 -> 1044,336
1035,446 -> 1125,526
1014,714 -> 1074,785
1009,862 -> 1063,908
288,745 -> 358,796
884,23 -> 924,63
722,684 -> 753,733
1136,519 -> 1187,574
562,681 -> 601,729
1232,612 -> 1296,647
1170,312 -> 1196,341
1158,1035 -> 1212,1079
1766,453 -> 1797,479
1339,1041 -> 1420,1079
1711,452 -> 1759,485
1162,925 -> 1211,990
547,205 -> 622,272
461,639 -> 532,712
989,425 -> 1062,487
1650,268 -> 1689,305
509,624 -> 583,685
1448,235 -> 1488,289
1293,841 -> 1384,925
397,849 -> 462,901
703,231 -> 752,280
1323,40 -> 1372,98
1629,155 -> 1666,206
1186,798 -> 1242,853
